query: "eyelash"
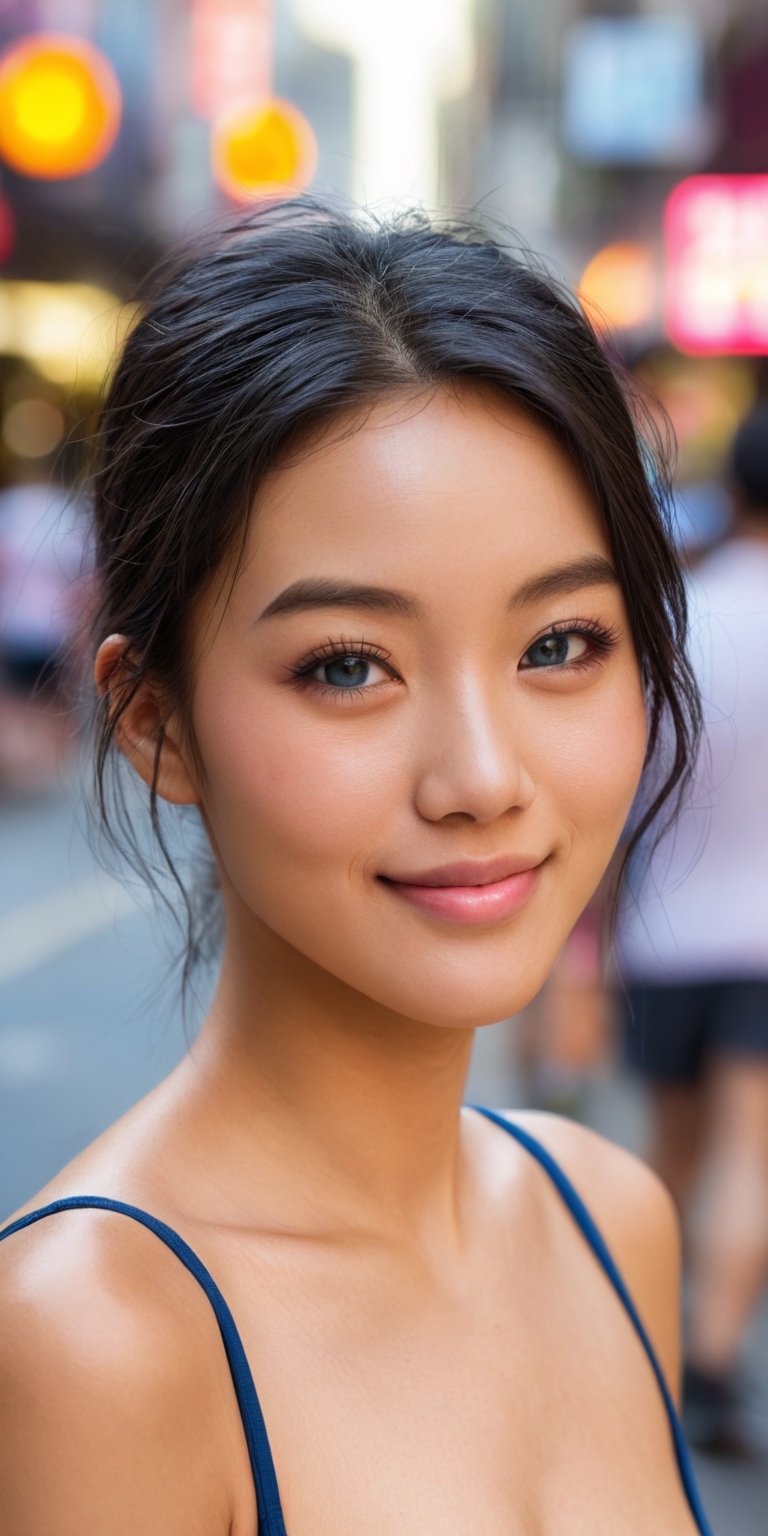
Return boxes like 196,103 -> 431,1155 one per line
524,618 -> 621,672
288,619 -> 620,700
289,638 -> 400,701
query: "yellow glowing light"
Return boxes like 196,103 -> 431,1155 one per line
211,97 -> 318,202
0,280 -> 137,385
579,242 -> 656,332
0,33 -> 121,179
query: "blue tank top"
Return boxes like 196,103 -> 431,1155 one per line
0,1106 -> 713,1536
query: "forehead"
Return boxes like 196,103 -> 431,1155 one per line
243,386 -> 609,600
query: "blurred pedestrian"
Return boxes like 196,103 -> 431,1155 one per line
617,400 -> 768,1455
0,478 -> 88,789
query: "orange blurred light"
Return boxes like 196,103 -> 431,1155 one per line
578,242 -> 656,332
0,33 -> 121,179
211,97 -> 317,202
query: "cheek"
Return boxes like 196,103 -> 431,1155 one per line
193,680 -> 397,884
527,666 -> 648,851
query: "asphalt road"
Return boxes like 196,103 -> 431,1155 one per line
1,772 -> 766,1534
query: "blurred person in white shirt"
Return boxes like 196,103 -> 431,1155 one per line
617,400 -> 768,1455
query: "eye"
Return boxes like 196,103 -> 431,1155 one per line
522,631 -> 589,669
289,640 -> 400,698
310,652 -> 390,689
519,620 -> 618,672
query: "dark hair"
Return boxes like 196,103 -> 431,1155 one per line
728,400 -> 768,514
89,197 -> 700,989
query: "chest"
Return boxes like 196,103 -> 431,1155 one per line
218,1234 -> 699,1536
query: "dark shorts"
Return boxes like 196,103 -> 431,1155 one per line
621,979 -> 768,1084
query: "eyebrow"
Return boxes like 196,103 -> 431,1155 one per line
509,554 -> 618,608
256,555 -> 618,623
258,579 -> 421,621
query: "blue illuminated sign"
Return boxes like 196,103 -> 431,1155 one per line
562,16 -> 707,164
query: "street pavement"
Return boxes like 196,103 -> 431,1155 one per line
1,773 -> 767,1533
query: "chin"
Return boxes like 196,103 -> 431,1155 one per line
251,902 -> 567,1032
340,953 -> 554,1032
397,986 -> 543,1032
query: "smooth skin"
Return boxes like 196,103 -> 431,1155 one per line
0,388 -> 698,1534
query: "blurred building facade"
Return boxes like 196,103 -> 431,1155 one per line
0,0 -> 766,492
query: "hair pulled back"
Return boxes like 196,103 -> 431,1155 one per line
90,197 -> 700,987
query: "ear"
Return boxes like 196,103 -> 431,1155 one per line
94,635 -> 200,806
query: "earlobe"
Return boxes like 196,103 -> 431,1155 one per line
94,635 -> 200,806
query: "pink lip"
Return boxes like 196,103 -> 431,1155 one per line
384,857 -> 543,887
379,857 -> 545,925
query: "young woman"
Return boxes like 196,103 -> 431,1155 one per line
0,202 -> 712,1535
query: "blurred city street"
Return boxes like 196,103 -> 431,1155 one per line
1,1 -> 768,1531
1,776 -> 767,1534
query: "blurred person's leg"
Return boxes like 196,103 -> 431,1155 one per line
513,907 -> 610,1117
621,980 -> 764,1451
646,1078 -> 707,1216
687,1054 -> 768,1369
622,982 -> 710,1252
682,983 -> 768,1453
687,982 -> 768,1372
622,981 -> 708,1202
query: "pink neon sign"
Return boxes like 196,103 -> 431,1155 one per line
189,0 -> 272,121
664,175 -> 768,354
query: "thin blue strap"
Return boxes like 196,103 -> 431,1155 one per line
474,1107 -> 715,1536
0,1196 -> 288,1536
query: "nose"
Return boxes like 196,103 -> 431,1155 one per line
413,677 -> 536,825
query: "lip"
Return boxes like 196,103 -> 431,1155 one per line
382,856 -> 544,888
378,856 -> 545,926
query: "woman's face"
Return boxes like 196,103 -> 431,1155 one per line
183,387 -> 647,1027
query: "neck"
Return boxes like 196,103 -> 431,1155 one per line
179,923 -> 476,1242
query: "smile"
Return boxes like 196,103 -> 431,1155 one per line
378,859 -> 545,925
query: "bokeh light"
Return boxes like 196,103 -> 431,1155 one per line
0,281 -> 137,385
0,33 -> 121,179
2,397 -> 65,458
210,97 -> 318,202
578,242 -> 656,333
665,175 -> 768,355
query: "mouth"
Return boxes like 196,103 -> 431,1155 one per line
377,856 -> 546,925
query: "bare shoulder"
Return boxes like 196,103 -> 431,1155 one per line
0,1204 -> 247,1535
503,1109 -> 680,1256
501,1110 -> 682,1399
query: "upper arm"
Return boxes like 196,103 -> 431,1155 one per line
0,1220 -> 238,1535
507,1112 -> 683,1405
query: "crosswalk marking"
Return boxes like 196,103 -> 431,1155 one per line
0,877 -> 140,985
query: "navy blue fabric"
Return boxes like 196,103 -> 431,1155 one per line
0,1110 -> 713,1536
0,1195 -> 288,1536
475,1107 -> 714,1536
